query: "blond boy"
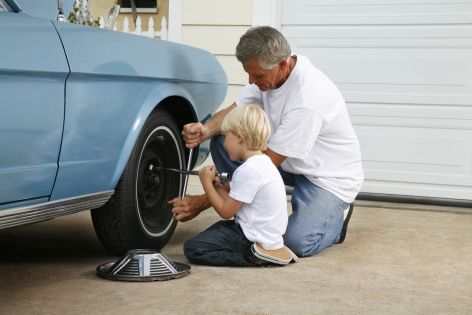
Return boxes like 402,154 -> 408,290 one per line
183,105 -> 292,266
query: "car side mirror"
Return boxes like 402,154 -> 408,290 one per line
57,0 -> 65,21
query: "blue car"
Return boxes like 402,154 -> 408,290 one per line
0,0 -> 227,254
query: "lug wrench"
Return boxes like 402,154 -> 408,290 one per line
152,166 -> 231,182
181,113 -> 212,198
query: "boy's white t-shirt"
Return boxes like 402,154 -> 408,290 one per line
235,54 -> 364,203
229,154 -> 287,250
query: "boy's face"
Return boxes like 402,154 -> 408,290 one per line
223,131 -> 244,161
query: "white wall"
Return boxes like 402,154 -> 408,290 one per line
178,0 -> 253,109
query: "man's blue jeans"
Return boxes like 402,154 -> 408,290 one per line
208,135 -> 349,257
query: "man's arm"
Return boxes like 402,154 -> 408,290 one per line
169,195 -> 211,222
182,103 -> 237,149
205,103 -> 237,138
264,147 -> 287,167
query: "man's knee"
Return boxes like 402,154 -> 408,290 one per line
283,228 -> 325,258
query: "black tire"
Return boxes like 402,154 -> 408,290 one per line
91,109 -> 185,255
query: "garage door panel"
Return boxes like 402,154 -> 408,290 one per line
282,0 -> 472,201
357,125 -> 472,182
344,93 -> 472,108
288,37 -> 472,50
352,114 -> 472,130
283,25 -> 472,42
285,31 -> 472,108
350,103 -> 472,121
362,180 -> 472,200
308,50 -> 470,90
304,48 -> 472,106
282,0 -> 472,25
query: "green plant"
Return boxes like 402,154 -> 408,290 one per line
67,0 -> 100,27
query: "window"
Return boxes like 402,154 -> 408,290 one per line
119,0 -> 157,13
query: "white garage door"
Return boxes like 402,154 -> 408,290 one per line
281,0 -> 472,203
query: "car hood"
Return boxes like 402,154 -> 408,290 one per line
54,22 -> 228,87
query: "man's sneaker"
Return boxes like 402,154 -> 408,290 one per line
337,203 -> 354,244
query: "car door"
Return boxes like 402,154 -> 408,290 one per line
0,9 -> 69,205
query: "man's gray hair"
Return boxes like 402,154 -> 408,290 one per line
236,26 -> 291,70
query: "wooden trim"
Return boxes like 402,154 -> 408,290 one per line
168,0 -> 182,42
119,8 -> 158,13
252,0 -> 281,29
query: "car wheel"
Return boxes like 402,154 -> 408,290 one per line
91,109 -> 185,254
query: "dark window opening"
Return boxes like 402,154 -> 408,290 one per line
119,0 -> 157,8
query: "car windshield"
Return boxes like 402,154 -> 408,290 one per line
0,0 -> 12,11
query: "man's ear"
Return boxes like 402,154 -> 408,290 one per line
279,59 -> 288,68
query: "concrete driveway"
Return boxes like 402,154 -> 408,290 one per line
0,183 -> 471,314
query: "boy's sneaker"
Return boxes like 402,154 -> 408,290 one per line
245,243 -> 298,267
245,250 -> 276,267
337,203 -> 354,244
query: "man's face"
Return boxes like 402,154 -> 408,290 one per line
243,58 -> 282,91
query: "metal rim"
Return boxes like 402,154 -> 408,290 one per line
135,126 -> 183,237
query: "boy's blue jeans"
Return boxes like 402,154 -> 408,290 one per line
206,135 -> 349,257
184,220 -> 252,266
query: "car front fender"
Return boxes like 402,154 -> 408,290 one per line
51,77 -> 200,200
50,22 -> 226,200
110,83 -> 197,189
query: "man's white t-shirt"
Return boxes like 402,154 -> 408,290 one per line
236,54 -> 364,203
229,154 -> 287,250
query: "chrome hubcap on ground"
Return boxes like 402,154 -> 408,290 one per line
96,249 -> 190,281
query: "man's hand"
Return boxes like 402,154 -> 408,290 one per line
182,104 -> 236,149
182,122 -> 210,149
168,194 -> 210,222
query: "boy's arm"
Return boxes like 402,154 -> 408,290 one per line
200,166 -> 242,219
202,179 -> 242,220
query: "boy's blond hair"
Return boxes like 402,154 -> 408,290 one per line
221,104 -> 271,151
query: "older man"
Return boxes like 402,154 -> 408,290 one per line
169,26 -> 364,257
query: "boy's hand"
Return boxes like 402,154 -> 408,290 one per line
213,174 -> 223,189
199,165 -> 217,185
